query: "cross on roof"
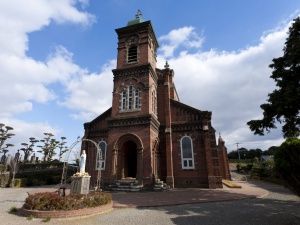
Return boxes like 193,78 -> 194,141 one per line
135,10 -> 142,19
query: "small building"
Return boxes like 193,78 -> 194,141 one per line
260,155 -> 274,164
82,12 -> 231,189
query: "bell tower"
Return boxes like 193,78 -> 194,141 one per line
115,10 -> 158,70
111,10 -> 159,119
107,11 -> 160,185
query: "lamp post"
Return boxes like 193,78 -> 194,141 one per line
236,142 -> 242,160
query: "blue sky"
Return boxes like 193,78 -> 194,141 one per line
1,0 -> 300,161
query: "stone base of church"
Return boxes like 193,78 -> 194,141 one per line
208,176 -> 223,189
166,176 -> 174,188
70,176 -> 91,194
172,176 -> 223,188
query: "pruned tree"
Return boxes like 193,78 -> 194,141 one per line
57,137 -> 68,162
247,17 -> 300,138
38,133 -> 60,162
0,123 -> 15,169
0,123 -> 15,152
20,137 -> 39,163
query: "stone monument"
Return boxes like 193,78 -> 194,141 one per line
70,150 -> 90,194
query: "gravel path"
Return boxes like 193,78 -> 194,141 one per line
0,182 -> 299,225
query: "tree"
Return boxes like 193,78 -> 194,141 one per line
247,148 -> 263,159
9,157 -> 19,187
247,17 -> 300,138
0,123 -> 15,168
0,123 -> 15,152
37,133 -> 60,162
227,150 -> 239,159
57,137 -> 68,162
263,146 -> 278,155
20,137 -> 39,163
274,137 -> 300,195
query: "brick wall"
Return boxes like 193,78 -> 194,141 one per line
20,201 -> 113,219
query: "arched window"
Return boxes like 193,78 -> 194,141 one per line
96,141 -> 107,170
128,45 -> 138,63
152,90 -> 157,115
135,88 -> 140,108
180,136 -> 194,169
121,85 -> 141,111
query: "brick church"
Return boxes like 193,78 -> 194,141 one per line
82,12 -> 231,189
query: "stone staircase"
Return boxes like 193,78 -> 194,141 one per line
153,179 -> 170,191
108,178 -> 143,192
107,178 -> 170,192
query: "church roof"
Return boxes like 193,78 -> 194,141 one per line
127,17 -> 145,26
84,107 -> 112,129
127,10 -> 145,26
170,99 -> 210,115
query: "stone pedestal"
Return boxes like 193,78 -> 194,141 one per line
70,176 -> 90,194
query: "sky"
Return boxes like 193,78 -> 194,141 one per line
1,0 -> 300,161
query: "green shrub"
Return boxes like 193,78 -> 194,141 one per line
23,191 -> 112,211
236,163 -> 243,172
16,167 -> 73,187
19,162 -> 64,171
0,164 -> 8,171
0,172 -> 10,188
43,216 -> 51,222
246,163 -> 253,171
50,175 -> 61,184
20,178 -> 28,187
10,179 -> 20,188
28,215 -> 34,220
9,206 -> 18,213
10,178 -> 28,188
236,163 -> 252,173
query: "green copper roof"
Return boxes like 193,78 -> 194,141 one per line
127,17 -> 145,26
127,10 -> 145,26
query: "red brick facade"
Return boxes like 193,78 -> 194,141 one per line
82,16 -> 231,189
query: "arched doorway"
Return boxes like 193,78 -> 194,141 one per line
123,141 -> 137,178
112,133 -> 143,182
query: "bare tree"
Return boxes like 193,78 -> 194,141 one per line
9,157 -> 19,187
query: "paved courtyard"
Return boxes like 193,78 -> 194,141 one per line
0,180 -> 299,225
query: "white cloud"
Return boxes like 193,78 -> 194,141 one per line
158,26 -> 204,58
59,60 -> 115,121
0,1 -> 95,154
157,23 -> 289,151
0,1 -> 94,118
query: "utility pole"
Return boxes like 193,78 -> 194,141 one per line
235,142 -> 242,160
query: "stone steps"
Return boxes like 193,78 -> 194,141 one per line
106,178 -> 170,192
107,178 -> 143,192
153,179 -> 170,191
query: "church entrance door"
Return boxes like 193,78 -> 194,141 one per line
123,141 -> 137,178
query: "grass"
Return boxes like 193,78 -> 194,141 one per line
9,206 -> 18,213
222,180 -> 242,188
28,215 -> 34,220
43,216 -> 51,222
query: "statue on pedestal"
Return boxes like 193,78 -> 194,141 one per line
79,150 -> 86,175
